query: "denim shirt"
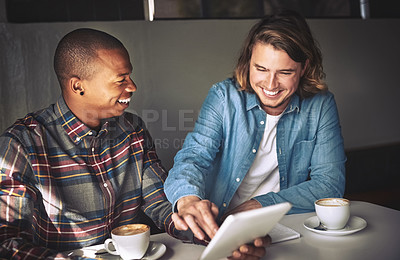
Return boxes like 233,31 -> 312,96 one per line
165,78 -> 346,216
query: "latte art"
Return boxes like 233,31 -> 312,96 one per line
113,224 -> 149,236
316,198 -> 349,206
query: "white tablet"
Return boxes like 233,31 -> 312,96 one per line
199,202 -> 292,260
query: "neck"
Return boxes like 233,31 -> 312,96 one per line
63,94 -> 102,130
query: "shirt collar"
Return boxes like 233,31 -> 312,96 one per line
245,91 -> 260,111
284,94 -> 300,114
54,96 -> 98,144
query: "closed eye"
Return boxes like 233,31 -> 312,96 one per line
280,70 -> 295,76
255,65 -> 267,72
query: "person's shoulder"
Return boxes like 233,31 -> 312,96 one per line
210,78 -> 246,100
298,90 -> 336,113
303,90 -> 335,104
1,111 -> 48,148
314,90 -> 334,98
4,109 -> 47,133
212,78 -> 240,92
2,102 -> 58,138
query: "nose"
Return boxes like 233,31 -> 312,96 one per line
265,73 -> 278,89
125,77 -> 137,93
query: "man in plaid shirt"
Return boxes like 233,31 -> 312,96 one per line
0,28 -> 194,259
0,28 -> 269,260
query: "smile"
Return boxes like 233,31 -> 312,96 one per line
118,97 -> 131,104
262,89 -> 279,96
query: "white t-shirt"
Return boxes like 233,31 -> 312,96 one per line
227,113 -> 282,211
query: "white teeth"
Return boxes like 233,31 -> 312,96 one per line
263,89 -> 279,96
118,98 -> 131,104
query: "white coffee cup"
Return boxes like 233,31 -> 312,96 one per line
104,224 -> 150,259
315,198 -> 350,230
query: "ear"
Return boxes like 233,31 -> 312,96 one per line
301,59 -> 309,77
68,77 -> 84,95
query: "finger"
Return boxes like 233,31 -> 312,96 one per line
239,244 -> 266,258
227,249 -> 259,260
171,213 -> 188,231
181,200 -> 219,239
177,199 -> 219,239
254,235 -> 271,247
210,202 -> 219,218
196,203 -> 219,238
227,249 -> 242,259
182,214 -> 206,240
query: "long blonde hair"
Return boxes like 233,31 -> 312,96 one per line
234,10 -> 327,98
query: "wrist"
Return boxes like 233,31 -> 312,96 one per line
177,195 -> 201,212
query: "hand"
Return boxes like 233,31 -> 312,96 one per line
221,199 -> 262,222
172,196 -> 219,240
228,235 -> 271,260
223,199 -> 266,260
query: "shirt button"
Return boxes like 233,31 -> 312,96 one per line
75,137 -> 81,142
260,121 -> 265,125
252,149 -> 256,153
236,178 -> 240,182
92,147 -> 95,152
281,177 -> 285,181
88,131 -> 93,135
103,183 -> 108,187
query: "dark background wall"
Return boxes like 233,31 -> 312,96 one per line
1,11 -> 399,209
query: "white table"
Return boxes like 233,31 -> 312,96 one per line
153,201 -> 400,260
74,201 -> 400,260
264,201 -> 400,260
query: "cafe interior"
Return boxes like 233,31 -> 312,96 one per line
0,0 -> 399,259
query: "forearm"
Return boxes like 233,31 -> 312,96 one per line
0,192 -> 56,258
1,136 -> 57,258
254,161 -> 346,214
140,158 -> 194,242
0,225 -> 58,259
165,86 -> 224,207
164,124 -> 222,208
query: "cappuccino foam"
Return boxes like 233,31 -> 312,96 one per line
113,224 -> 149,236
316,198 -> 349,207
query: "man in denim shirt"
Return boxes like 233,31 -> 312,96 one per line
165,10 -> 346,251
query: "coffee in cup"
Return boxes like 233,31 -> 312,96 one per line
104,224 -> 150,259
315,198 -> 350,230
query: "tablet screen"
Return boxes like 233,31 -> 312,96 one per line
199,202 -> 292,260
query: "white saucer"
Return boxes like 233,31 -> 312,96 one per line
303,215 -> 367,236
142,241 -> 166,260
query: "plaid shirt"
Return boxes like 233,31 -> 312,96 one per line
0,97 -> 189,259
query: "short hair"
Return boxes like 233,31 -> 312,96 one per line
234,10 -> 327,98
54,28 -> 126,90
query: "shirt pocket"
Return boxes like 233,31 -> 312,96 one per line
293,136 -> 316,180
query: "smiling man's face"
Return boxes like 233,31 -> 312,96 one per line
249,43 -> 306,115
77,48 -> 136,127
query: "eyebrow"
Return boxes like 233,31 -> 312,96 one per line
119,63 -> 133,76
117,72 -> 131,77
117,65 -> 133,78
